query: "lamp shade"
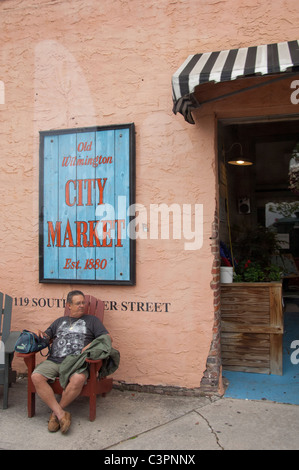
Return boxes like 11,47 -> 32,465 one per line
225,142 -> 253,166
228,157 -> 253,166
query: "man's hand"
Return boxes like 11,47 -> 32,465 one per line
36,330 -> 51,344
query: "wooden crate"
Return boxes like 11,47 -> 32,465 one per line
221,282 -> 283,375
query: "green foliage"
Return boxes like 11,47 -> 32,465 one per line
234,260 -> 282,282
233,227 -> 282,283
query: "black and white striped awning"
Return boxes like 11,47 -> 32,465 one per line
172,40 -> 299,124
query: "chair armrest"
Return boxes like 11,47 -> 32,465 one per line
86,358 -> 103,380
16,352 -> 38,358
16,351 -> 37,375
4,331 -> 21,354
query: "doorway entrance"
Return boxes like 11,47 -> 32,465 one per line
218,116 -> 299,403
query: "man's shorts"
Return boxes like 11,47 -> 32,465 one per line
32,360 -> 89,383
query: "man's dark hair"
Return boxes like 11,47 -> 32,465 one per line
67,290 -> 85,304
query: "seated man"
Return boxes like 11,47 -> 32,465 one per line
31,290 -> 109,434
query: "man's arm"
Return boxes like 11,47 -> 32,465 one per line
81,333 -> 112,353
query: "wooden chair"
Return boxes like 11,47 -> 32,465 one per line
0,292 -> 20,409
17,295 -> 113,421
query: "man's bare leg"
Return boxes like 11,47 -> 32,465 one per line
59,373 -> 86,409
31,373 -> 65,420
31,372 -> 86,417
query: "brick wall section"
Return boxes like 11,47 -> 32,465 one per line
199,211 -> 223,394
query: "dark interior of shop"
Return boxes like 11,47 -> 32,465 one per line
219,118 -> 299,288
218,117 -> 299,403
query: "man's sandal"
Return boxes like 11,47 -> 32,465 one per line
59,411 -> 72,434
48,413 -> 60,433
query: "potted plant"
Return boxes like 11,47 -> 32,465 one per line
232,226 -> 283,282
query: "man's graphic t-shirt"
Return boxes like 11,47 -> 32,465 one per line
44,315 -> 108,364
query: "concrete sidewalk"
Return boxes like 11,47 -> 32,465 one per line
0,377 -> 299,450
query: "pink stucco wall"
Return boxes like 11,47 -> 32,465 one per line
1,0 -> 298,389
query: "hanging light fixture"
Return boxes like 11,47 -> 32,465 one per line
224,142 -> 253,166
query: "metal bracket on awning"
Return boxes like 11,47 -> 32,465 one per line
197,72 -> 299,108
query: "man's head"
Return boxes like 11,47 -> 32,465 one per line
67,290 -> 85,318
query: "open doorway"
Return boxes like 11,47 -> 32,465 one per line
218,116 -> 299,403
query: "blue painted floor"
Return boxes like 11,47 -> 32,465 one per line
223,310 -> 299,405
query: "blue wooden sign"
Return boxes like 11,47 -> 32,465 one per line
39,124 -> 135,285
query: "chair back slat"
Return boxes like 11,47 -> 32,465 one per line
94,298 -> 104,322
88,295 -> 96,315
1,294 -> 13,343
